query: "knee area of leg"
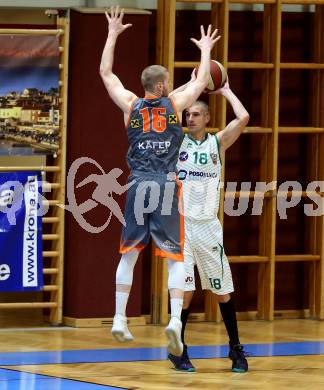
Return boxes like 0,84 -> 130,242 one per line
168,259 -> 185,275
122,250 -> 139,266
182,301 -> 190,310
168,260 -> 185,290
183,292 -> 194,309
217,293 -> 231,303
116,251 -> 139,285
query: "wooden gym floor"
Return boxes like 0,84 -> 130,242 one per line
0,319 -> 324,389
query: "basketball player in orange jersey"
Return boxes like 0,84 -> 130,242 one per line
100,6 -> 220,356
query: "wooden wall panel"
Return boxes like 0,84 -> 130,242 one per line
64,10 -> 150,319
151,7 -> 322,317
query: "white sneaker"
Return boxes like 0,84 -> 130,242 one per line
111,314 -> 134,342
165,317 -> 183,356
124,327 -> 134,341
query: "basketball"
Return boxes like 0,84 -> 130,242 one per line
194,60 -> 227,92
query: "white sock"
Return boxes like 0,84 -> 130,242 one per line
115,291 -> 129,317
170,298 -> 183,320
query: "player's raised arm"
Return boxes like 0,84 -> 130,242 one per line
215,79 -> 250,151
171,25 -> 220,115
100,6 -> 137,115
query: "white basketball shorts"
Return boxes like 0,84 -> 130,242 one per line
183,218 -> 234,295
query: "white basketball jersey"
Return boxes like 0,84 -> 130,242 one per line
177,133 -> 222,221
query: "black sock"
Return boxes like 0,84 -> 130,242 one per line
181,308 -> 191,344
219,297 -> 240,347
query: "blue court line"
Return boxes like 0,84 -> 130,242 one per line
0,341 -> 324,366
0,368 -> 127,390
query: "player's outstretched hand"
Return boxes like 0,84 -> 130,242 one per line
190,25 -> 221,52
105,5 -> 132,36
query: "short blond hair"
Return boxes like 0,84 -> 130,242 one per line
141,65 -> 168,92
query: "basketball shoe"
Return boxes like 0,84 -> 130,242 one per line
165,317 -> 183,356
168,344 -> 196,372
111,314 -> 134,342
229,344 -> 248,372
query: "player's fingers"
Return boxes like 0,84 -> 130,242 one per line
123,23 -> 133,30
200,25 -> 205,37
190,38 -> 199,46
116,5 -> 120,17
212,35 -> 221,44
211,28 -> 218,39
207,24 -> 211,36
105,11 -> 111,22
120,8 -> 125,20
109,6 -> 114,17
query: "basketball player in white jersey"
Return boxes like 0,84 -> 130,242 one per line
169,77 -> 250,372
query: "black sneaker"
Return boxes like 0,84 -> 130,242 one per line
168,344 -> 196,372
228,344 -> 248,373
